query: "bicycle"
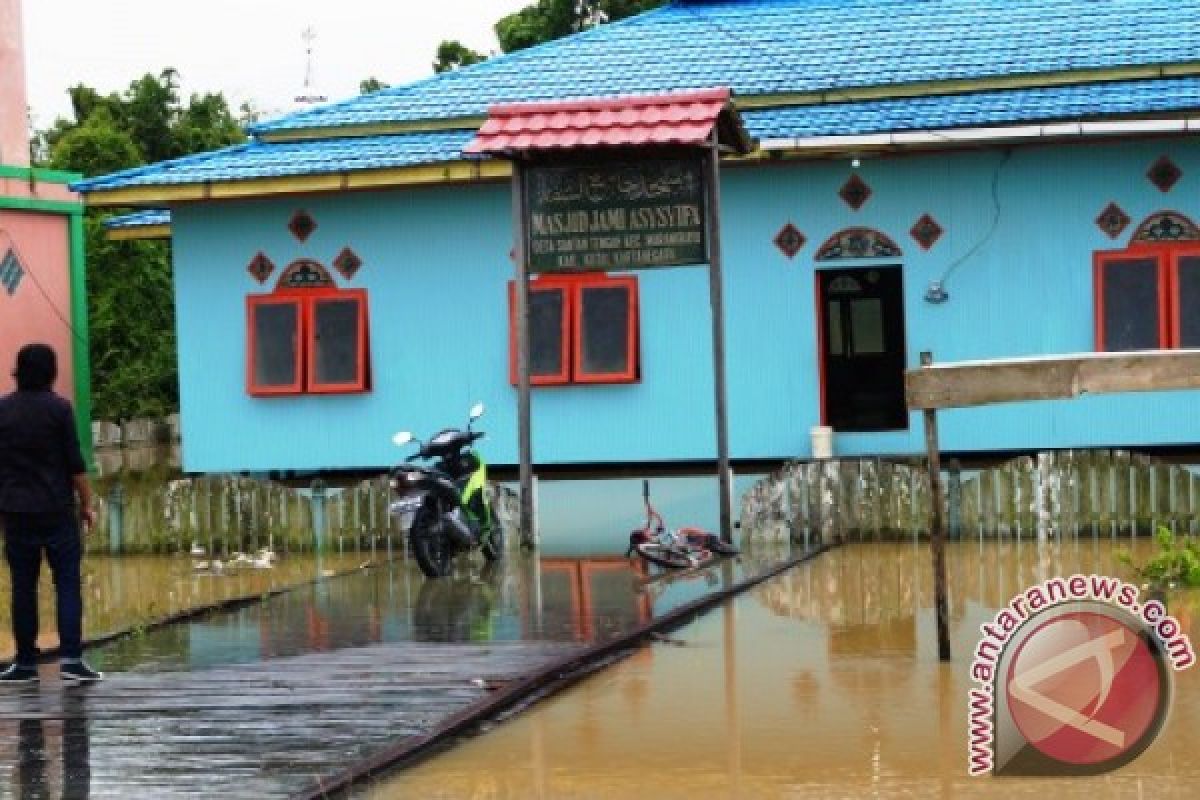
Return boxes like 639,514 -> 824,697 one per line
626,480 -> 739,569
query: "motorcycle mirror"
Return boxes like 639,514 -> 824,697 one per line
469,402 -> 486,421
392,431 -> 415,447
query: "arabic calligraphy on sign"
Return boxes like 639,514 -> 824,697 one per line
525,158 -> 708,273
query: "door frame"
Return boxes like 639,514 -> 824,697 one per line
814,264 -> 909,430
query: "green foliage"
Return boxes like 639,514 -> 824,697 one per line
432,41 -> 487,73
359,77 -> 390,94
36,69 -> 247,421
1117,526 -> 1200,589
493,0 -> 666,55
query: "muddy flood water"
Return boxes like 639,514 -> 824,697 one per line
368,539 -> 1200,799
0,552 -> 371,661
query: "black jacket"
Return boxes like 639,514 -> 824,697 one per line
0,390 -> 87,516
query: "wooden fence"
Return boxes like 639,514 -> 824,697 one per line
739,449 -> 1200,543
90,472 -> 521,556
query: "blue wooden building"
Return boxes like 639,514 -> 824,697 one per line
77,0 -> 1200,475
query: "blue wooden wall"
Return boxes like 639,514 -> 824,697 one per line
171,139 -> 1200,473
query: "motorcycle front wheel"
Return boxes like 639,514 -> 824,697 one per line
412,510 -> 455,578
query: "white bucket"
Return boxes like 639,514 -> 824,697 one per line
810,426 -> 834,460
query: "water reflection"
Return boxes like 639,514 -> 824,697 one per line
88,550 -> 776,674
0,553 -> 371,661
370,540 -> 1200,799
1,692 -> 91,799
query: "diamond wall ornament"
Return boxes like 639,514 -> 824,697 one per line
333,247 -> 363,280
0,248 -> 25,296
1147,156 -> 1182,193
246,252 -> 276,284
288,210 -> 317,242
773,223 -> 806,259
1095,203 -> 1131,240
910,214 -> 944,251
838,174 -> 872,211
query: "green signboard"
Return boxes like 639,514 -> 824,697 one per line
525,158 -> 707,273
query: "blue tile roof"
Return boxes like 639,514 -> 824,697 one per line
748,77 -> 1200,139
103,209 -> 170,229
251,0 -> 1200,134
72,78 -> 1200,193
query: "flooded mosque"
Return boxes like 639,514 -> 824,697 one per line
0,0 -> 89,437
74,0 -> 1200,477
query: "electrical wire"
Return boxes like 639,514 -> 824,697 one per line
0,228 -> 90,352
935,148 -> 1013,288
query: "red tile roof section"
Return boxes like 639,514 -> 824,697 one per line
465,87 -> 747,154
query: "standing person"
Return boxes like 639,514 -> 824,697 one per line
0,343 -> 100,683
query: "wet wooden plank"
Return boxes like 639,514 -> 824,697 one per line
0,640 -> 578,799
906,350 -> 1200,410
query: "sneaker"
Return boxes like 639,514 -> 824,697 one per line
60,661 -> 103,683
0,664 -> 39,684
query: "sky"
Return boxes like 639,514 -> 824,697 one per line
21,0 -> 530,131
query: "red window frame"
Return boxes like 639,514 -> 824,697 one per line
246,295 -> 304,396
1168,245 -> 1200,348
1093,247 -> 1171,351
247,287 -> 370,397
572,275 -> 639,384
307,289 -> 370,394
507,279 -> 572,386
507,274 -> 640,387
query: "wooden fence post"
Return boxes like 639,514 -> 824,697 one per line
920,351 -> 952,662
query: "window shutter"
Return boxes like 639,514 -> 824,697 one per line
247,296 -> 304,395
574,276 -> 639,383
509,281 -> 571,385
308,290 -> 369,393
1172,249 -> 1200,348
1094,252 -> 1168,351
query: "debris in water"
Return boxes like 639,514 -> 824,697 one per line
649,632 -> 688,647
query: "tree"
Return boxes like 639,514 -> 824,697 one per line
359,77 -> 389,94
37,70 -> 246,421
432,41 -> 486,73
494,0 -> 665,53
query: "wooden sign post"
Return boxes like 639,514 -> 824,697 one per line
468,89 -> 752,547
907,347 -> 1200,661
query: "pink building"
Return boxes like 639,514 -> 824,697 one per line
1,0 -> 91,455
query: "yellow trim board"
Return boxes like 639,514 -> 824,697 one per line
83,160 -> 514,207
106,224 -> 172,241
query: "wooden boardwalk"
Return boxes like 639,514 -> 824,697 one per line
0,640 -> 578,799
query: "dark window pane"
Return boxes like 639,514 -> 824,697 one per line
313,298 -> 362,385
530,288 -> 566,378
1179,256 -> 1200,348
253,302 -> 299,388
850,298 -> 884,354
580,286 -> 631,375
827,301 -> 843,355
1101,257 -> 1160,351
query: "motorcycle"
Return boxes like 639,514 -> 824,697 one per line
389,403 -> 505,578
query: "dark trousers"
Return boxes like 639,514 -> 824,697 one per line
3,513 -> 84,665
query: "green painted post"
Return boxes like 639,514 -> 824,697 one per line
67,208 -> 94,470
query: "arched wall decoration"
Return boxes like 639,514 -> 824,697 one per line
1130,211 -> 1200,243
815,227 -> 903,261
277,258 -> 335,289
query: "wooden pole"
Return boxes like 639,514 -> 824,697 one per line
921,351 -> 951,661
706,138 -> 734,544
513,161 -> 536,548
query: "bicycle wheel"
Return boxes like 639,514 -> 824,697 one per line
635,542 -> 695,569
